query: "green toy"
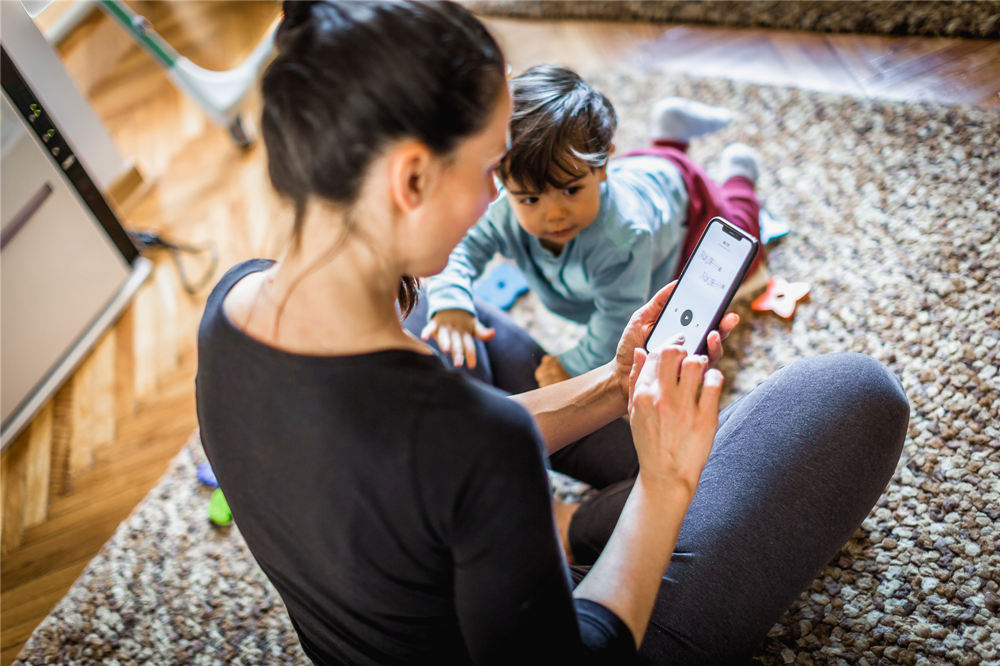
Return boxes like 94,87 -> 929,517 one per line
208,487 -> 233,527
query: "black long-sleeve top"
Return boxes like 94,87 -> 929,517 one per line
195,260 -> 635,665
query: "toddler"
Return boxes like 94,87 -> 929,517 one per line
423,64 -> 763,386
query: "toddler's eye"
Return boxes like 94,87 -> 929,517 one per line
564,186 -> 583,196
519,196 -> 539,205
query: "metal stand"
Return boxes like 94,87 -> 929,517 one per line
97,0 -> 276,149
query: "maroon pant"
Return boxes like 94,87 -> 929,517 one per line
624,140 -> 763,277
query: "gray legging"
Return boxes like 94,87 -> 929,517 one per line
405,296 -> 908,663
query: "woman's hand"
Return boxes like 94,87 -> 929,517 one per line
420,309 -> 495,369
627,346 -> 723,497
613,282 -> 739,401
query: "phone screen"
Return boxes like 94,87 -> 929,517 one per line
646,217 -> 758,356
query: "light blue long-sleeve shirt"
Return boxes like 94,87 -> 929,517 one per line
426,155 -> 689,376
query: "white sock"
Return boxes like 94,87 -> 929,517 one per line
718,142 -> 760,185
650,97 -> 734,143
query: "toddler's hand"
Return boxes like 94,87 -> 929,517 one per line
535,355 -> 571,387
421,309 -> 495,369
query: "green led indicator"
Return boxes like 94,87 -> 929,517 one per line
46,128 -> 55,137
29,103 -> 41,118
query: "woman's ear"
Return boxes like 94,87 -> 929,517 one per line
388,141 -> 434,214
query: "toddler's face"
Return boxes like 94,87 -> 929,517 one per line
504,164 -> 606,251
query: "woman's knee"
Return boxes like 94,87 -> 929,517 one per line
822,352 -> 908,421
792,352 -> 909,456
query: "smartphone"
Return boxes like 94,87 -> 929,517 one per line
645,216 -> 759,356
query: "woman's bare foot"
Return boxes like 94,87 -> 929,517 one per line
552,498 -> 581,565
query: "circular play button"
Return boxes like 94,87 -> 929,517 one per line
680,309 -> 693,325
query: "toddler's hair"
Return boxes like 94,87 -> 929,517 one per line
259,0 -> 505,315
498,64 -> 617,192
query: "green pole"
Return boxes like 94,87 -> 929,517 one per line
99,1 -> 178,69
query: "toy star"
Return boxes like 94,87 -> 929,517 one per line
751,276 -> 810,319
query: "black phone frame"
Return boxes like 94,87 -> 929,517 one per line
644,216 -> 760,356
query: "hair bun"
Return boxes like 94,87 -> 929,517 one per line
282,1 -> 316,28
276,1 -> 318,49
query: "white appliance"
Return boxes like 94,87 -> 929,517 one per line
1,46 -> 151,449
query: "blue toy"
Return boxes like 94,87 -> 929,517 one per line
197,462 -> 219,488
473,262 -> 529,310
759,208 -> 791,246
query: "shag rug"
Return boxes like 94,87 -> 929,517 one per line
467,0 -> 1000,40
15,71 -> 1000,665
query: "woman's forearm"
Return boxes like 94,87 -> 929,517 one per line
509,361 -> 627,455
572,474 -> 691,648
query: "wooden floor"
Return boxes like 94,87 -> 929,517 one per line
2,2 -> 998,662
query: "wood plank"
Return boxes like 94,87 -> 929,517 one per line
3,614 -> 54,659
67,358 -> 95,480
45,424 -> 195,521
107,161 -> 147,213
1,482 -> 152,584
874,41 -> 1000,106
43,435 -> 188,525
22,404 -> 53,528
131,267 -> 163,401
90,330 -> 118,455
153,252 -> 181,377
1,646 -> 25,666
1,557 -> 91,639
50,5 -> 132,99
114,304 -> 137,420
47,382 -> 74,497
0,431 -> 28,554
768,31 -> 866,96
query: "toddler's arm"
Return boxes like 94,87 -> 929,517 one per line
425,209 -> 511,367
557,245 -> 655,377
425,209 -> 509,319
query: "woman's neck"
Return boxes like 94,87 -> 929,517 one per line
228,206 -> 427,357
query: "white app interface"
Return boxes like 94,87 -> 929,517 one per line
647,222 -> 751,356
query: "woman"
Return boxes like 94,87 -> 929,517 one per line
196,2 -> 909,663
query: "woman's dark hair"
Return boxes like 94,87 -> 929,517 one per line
498,64 -> 616,193
261,0 -> 506,316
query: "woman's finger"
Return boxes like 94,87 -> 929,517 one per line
657,346 -> 687,388
636,281 -> 677,324
717,312 -> 739,340
628,347 -> 648,406
679,354 -> 708,399
648,331 -> 685,354
705,330 -> 724,364
630,283 -> 679,345
699,368 -> 724,414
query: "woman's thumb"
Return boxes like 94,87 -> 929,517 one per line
629,347 -> 648,404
